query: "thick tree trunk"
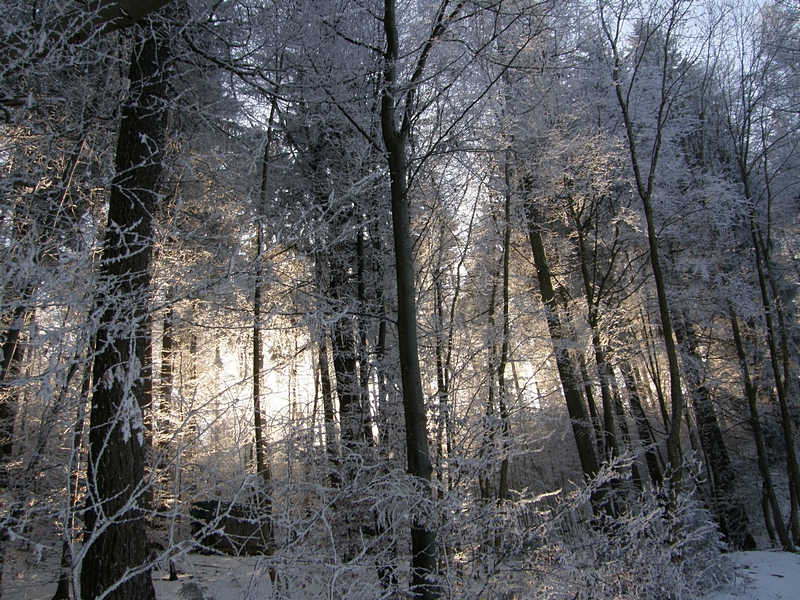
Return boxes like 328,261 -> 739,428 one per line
80,17 -> 170,600
333,313 -> 364,447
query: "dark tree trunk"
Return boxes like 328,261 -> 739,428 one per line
254,119 -> 277,564
0,303 -> 25,472
749,216 -> 800,515
333,313 -> 364,447
620,361 -> 663,489
496,154 -> 513,513
480,280 -> 501,503
607,36 -> 687,503
356,228 -> 374,447
318,339 -> 337,459
675,321 -> 755,549
381,1 -> 439,594
762,485 -> 777,544
80,16 -> 170,600
434,271 -> 448,489
730,311 -> 793,550
612,387 -> 643,490
569,198 -> 621,464
314,250 -> 339,459
524,200 -> 600,484
580,356 -> 608,459
160,306 -> 174,432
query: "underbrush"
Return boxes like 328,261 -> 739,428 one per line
245,464 -> 730,599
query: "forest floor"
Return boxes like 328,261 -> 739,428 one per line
3,549 -> 799,599
704,550 -> 800,600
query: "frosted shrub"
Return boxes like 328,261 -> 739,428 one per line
481,484 -> 731,600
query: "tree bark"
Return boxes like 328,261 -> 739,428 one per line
380,1 -> 440,594
524,199 -> 600,484
357,228 -> 374,447
333,312 -> 364,447
603,10 -> 687,504
80,16 -> 170,599
730,311 -> 793,550
748,215 -> 800,515
496,153 -> 513,505
619,361 -> 663,489
675,320 -> 755,549
254,115 -> 277,563
318,339 -> 337,459
52,347 -> 93,600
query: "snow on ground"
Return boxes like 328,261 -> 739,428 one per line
153,555 -> 274,600
3,553 -> 275,600
704,551 -> 800,600
4,550 -> 800,599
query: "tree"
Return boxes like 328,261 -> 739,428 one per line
379,1 -> 446,594
717,0 -> 800,548
599,0 -> 698,506
79,11 -> 174,599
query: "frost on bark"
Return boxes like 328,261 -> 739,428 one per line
80,16 -> 170,600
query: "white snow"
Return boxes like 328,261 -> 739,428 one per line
4,550 -> 799,599
705,551 -> 800,600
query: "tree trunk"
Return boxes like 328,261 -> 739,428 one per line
254,118 -> 277,564
619,361 -> 664,489
381,1 -> 439,594
333,313 -> 364,447
612,387 -> 643,491
80,16 -> 171,599
357,228 -> 374,447
606,26 -> 687,503
730,311 -> 793,550
480,280 -> 501,503
675,320 -> 755,549
318,339 -> 337,459
496,154 -> 514,505
580,355 -> 608,460
160,306 -> 174,435
524,200 -> 600,484
434,271 -> 448,490
52,346 -> 93,600
748,215 -> 800,515
569,198 -> 619,462
0,303 -> 26,537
